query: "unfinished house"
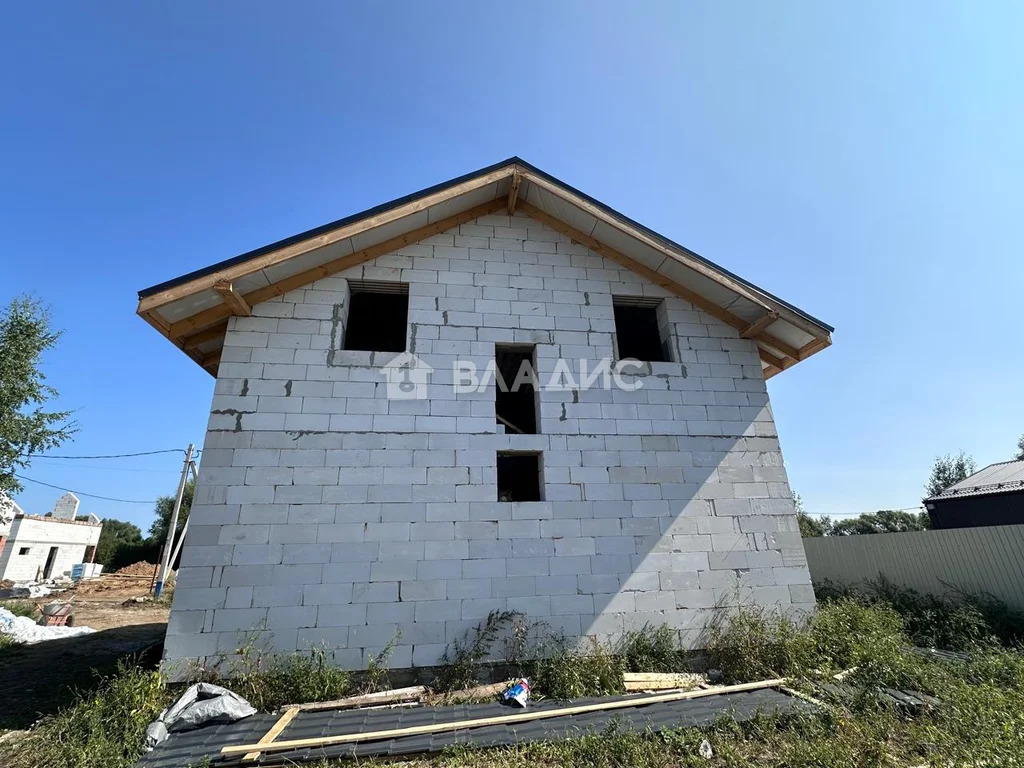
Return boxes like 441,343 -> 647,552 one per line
137,158 -> 833,672
0,492 -> 102,582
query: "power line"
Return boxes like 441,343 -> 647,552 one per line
25,460 -> 180,474
14,474 -> 158,505
25,449 -> 186,460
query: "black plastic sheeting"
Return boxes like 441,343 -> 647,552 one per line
139,688 -> 813,767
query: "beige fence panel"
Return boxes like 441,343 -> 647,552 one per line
802,524 -> 1024,610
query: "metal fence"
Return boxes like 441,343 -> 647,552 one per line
802,524 -> 1024,610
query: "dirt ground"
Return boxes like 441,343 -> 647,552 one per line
69,576 -> 171,631
0,567 -> 170,730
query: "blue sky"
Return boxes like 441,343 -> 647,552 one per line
3,1 -> 1022,531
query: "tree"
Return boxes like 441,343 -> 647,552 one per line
148,479 -> 194,545
925,452 -> 977,498
0,296 -> 75,495
1016,434 -> 1024,461
828,509 -> 931,536
94,519 -> 144,566
794,493 -> 832,538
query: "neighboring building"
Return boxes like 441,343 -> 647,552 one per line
925,459 -> 1024,529
137,157 -> 834,673
0,493 -> 103,582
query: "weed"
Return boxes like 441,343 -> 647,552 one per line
0,661 -> 169,768
435,610 -> 523,691
617,623 -> 684,672
532,635 -> 623,699
362,630 -> 401,693
704,605 -> 816,683
815,576 -> 1024,650
0,600 -> 38,619
230,631 -> 351,711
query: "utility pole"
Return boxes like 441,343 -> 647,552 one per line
154,443 -> 194,598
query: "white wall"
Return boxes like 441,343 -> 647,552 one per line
165,211 -> 811,673
0,516 -> 102,582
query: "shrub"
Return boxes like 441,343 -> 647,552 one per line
434,610 -> 523,692
532,636 -> 624,699
815,577 -> 1024,650
362,630 -> 401,693
705,606 -> 816,683
617,623 -> 684,672
231,642 -> 350,711
0,600 -> 38,619
0,661 -> 169,768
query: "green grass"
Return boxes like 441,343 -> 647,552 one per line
0,600 -> 38,619
5,595 -> 1024,768
0,661 -> 170,768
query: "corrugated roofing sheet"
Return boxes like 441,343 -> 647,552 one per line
137,688 -> 813,768
930,459 -> 1024,500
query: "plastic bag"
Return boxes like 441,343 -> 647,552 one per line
146,682 -> 256,748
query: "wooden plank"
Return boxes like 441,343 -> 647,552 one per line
242,706 -> 299,762
221,679 -> 787,757
507,172 -> 522,215
138,165 -> 515,312
213,280 -> 252,317
167,198 -> 505,338
797,336 -> 831,360
740,312 -> 779,339
622,672 -> 701,691
287,686 -> 426,713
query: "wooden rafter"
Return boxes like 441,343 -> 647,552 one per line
797,336 -> 831,360
518,200 -> 814,364
166,198 -> 506,338
740,311 -> 779,339
182,321 -> 229,350
137,166 -> 514,313
199,350 -> 221,369
758,348 -> 791,371
507,172 -> 522,215
213,280 -> 251,316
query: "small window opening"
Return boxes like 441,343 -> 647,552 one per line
495,345 -> 538,434
18,547 -> 30,555
613,297 -> 669,362
344,280 -> 409,352
497,452 -> 543,502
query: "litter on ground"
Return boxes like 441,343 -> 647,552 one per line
0,607 -> 95,644
139,679 -> 813,768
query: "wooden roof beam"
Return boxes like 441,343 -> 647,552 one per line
507,172 -> 522,215
517,201 -> 752,334
214,280 -> 251,317
740,311 -> 779,339
182,321 -> 229,351
167,198 -> 506,338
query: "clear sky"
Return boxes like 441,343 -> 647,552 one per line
3,2 -> 1022,531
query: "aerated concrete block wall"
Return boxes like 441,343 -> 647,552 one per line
164,213 -> 813,672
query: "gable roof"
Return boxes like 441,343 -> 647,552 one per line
136,157 -> 833,377
926,459 -> 1024,502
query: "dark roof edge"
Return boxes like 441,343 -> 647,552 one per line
138,156 -> 834,334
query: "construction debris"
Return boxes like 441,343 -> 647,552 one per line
287,686 -> 427,713
222,679 -> 790,758
623,672 -> 704,691
146,682 -> 256,749
140,679 -> 812,768
0,606 -> 95,644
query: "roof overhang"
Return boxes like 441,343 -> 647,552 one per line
137,157 -> 833,378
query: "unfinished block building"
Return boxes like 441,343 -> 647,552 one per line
137,158 -> 833,672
